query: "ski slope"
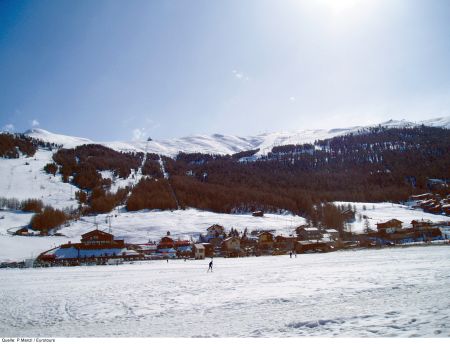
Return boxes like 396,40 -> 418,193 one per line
0,150 -> 78,209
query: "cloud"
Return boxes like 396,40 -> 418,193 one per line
31,119 -> 40,127
132,128 -> 147,141
2,123 -> 15,132
232,70 -> 249,81
289,96 -> 296,102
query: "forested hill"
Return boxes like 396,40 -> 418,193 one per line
2,126 -> 449,221
155,126 -> 450,215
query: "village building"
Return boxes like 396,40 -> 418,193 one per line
133,243 -> 157,256
193,244 -> 205,259
174,239 -> 192,258
37,229 -> 140,264
274,235 -> 296,252
240,235 -> 257,256
205,224 -> 225,240
376,219 -> 403,235
199,242 -> 214,257
411,220 -> 434,231
324,229 -> 340,241
252,210 -> 264,217
257,231 -> 274,252
157,236 -> 174,250
295,240 -> 333,254
221,237 -> 241,257
410,220 -> 443,241
296,227 -> 323,241
295,224 -> 308,236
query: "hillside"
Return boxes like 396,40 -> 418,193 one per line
24,116 -> 450,156
1,118 -> 449,217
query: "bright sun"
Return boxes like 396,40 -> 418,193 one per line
321,0 -> 365,15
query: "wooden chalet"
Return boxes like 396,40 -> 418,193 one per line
200,242 -> 214,257
240,236 -> 257,255
80,229 -> 125,247
295,240 -> 333,254
252,211 -> 264,217
296,227 -> 323,241
274,235 -> 296,252
411,220 -> 434,231
221,237 -> 241,257
206,224 -> 225,237
257,231 -> 274,251
376,219 -> 403,235
157,236 -> 175,249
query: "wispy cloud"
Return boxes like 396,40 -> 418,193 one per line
132,128 -> 147,141
232,70 -> 250,81
31,119 -> 40,127
289,96 -> 296,103
2,123 -> 15,132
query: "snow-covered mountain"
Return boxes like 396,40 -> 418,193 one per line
24,116 -> 450,157
1,116 -> 449,262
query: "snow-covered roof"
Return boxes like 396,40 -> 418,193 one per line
325,229 -> 339,233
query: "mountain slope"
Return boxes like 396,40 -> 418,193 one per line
24,116 -> 450,157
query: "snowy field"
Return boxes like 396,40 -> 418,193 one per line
0,245 -> 449,337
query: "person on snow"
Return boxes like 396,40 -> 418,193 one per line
207,259 -> 213,272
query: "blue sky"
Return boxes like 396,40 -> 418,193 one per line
1,0 -> 450,141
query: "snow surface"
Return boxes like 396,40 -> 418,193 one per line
24,116 -> 450,157
335,202 -> 450,233
0,246 -> 449,337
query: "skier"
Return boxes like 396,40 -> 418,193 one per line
207,259 -> 213,272
289,251 -> 292,258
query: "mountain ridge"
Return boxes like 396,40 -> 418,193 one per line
23,115 -> 450,156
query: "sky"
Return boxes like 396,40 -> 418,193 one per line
1,0 -> 450,141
